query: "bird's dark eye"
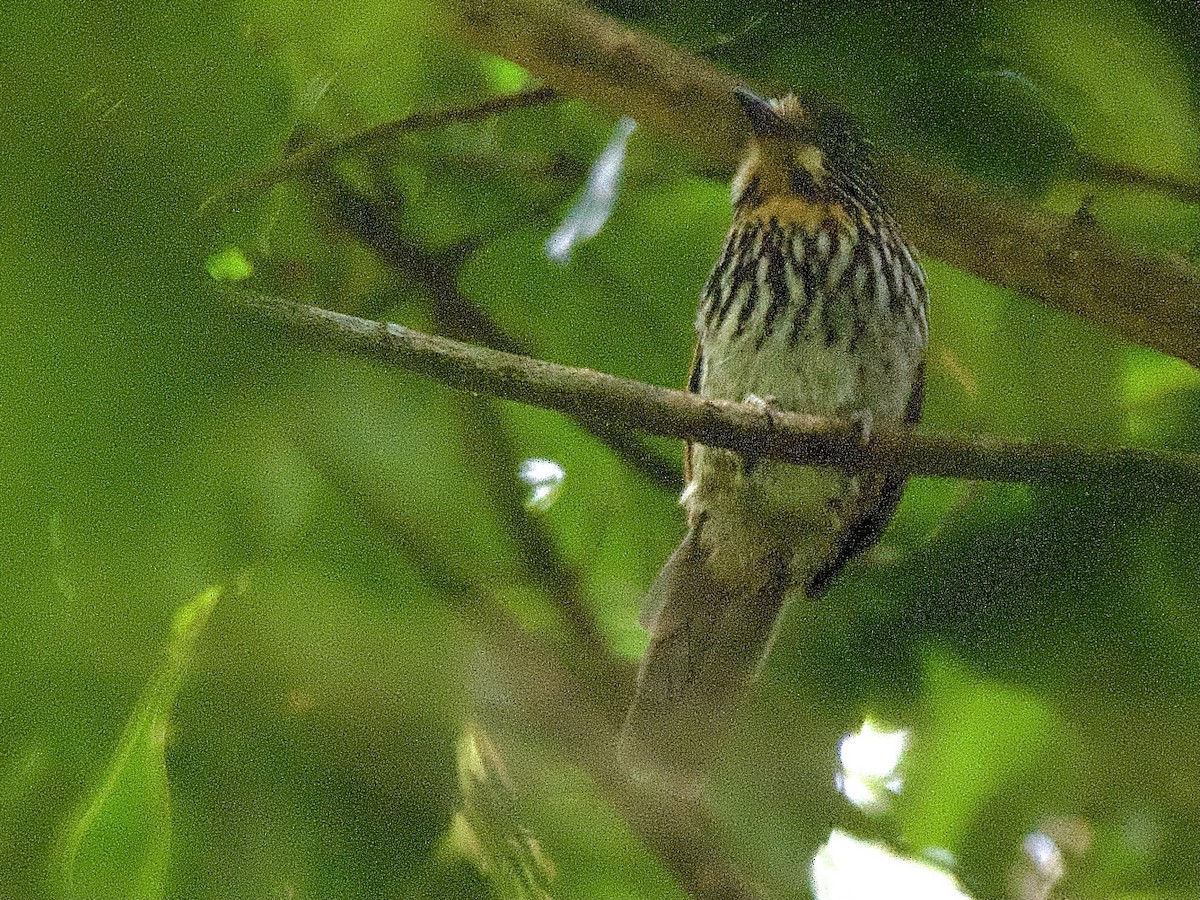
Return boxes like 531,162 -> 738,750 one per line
789,167 -> 817,198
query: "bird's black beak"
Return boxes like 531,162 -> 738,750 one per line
733,87 -> 785,137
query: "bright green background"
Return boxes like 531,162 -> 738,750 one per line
3,1 -> 1200,898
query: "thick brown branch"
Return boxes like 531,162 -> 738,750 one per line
222,285 -> 1200,495
442,0 -> 1200,367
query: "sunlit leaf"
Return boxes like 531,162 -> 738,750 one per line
1121,348 -> 1200,408
812,830 -> 975,900
485,56 -> 532,93
545,116 -> 638,263
204,247 -> 254,282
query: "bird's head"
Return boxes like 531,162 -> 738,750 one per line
729,87 -> 874,221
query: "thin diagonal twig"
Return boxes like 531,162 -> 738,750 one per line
302,160 -> 683,492
301,165 -> 615,654
1077,152 -> 1200,206
212,85 -> 559,206
295,433 -> 763,899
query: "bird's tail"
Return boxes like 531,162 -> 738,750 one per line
619,525 -> 790,777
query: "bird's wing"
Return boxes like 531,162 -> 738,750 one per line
682,341 -> 704,484
805,361 -> 926,598
641,341 -> 704,635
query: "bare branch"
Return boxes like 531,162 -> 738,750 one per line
442,0 -> 1200,367
222,285 -> 1200,495
1078,152 -> 1200,206
213,85 -> 559,205
303,157 -> 683,492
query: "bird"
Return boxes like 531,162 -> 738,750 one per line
620,87 -> 929,779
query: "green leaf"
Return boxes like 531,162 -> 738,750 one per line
58,586 -> 221,900
205,247 -> 254,283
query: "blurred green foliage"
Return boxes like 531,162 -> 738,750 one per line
58,587 -> 220,900
2,1 -> 1199,899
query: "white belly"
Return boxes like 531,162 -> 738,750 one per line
685,331 -> 858,587
683,217 -> 925,590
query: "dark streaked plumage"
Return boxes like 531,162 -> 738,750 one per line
621,89 -> 928,778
